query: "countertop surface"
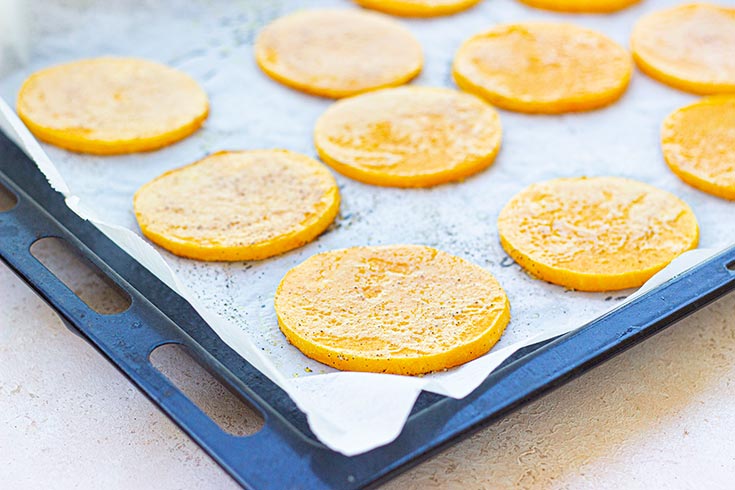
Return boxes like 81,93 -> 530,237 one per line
2,260 -> 735,489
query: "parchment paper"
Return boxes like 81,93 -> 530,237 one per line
1,0 -> 733,455
0,0 -> 28,76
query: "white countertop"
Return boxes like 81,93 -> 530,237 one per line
2,259 -> 735,489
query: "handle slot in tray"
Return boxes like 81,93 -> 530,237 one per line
31,236 -> 132,315
0,179 -> 16,211
150,342 -> 265,437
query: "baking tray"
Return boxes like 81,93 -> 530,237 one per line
2,128 -> 735,488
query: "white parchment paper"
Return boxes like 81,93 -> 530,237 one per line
1,0 -> 733,455
0,0 -> 29,77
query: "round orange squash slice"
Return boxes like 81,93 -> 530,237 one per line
354,0 -> 481,17
517,0 -> 639,13
133,150 -> 340,261
274,245 -> 510,375
314,86 -> 502,187
662,96 -> 735,200
497,177 -> 699,291
453,22 -> 632,113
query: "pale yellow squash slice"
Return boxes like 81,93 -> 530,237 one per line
255,9 -> 422,98
631,4 -> 735,95
17,57 -> 208,154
